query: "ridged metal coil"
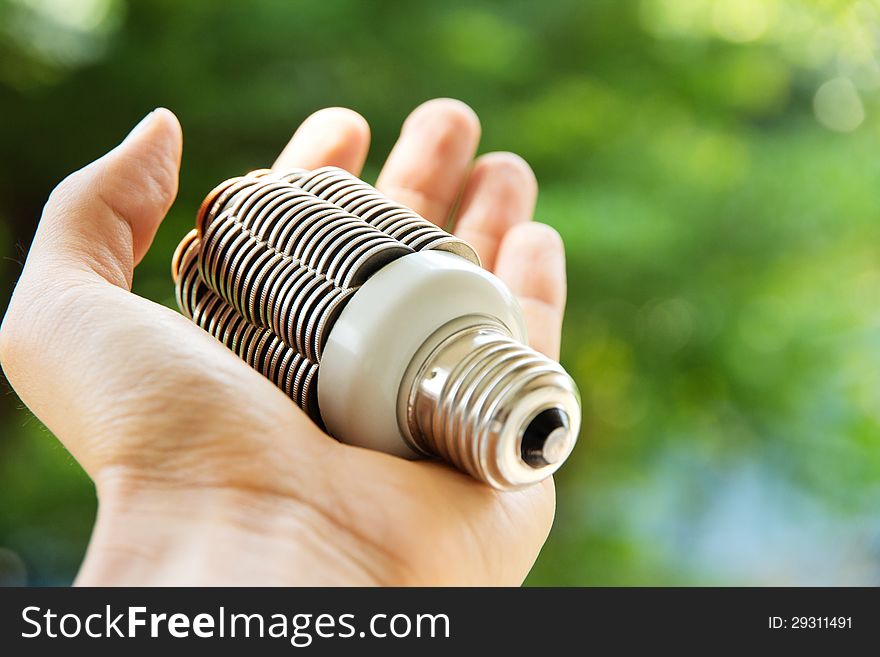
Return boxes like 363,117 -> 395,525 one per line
198,210 -> 355,362
173,230 -> 322,422
199,174 -> 412,288
291,166 -> 480,265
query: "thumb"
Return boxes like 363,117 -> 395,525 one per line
29,108 -> 182,289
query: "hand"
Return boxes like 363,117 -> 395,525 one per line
0,100 -> 567,585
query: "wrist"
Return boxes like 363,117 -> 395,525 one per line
76,469 -> 398,586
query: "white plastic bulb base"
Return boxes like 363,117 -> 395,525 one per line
317,251 -> 581,490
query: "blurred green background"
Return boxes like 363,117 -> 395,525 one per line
1,0 -> 879,586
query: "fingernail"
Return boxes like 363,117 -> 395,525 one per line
125,110 -> 156,142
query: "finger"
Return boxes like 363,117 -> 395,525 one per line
27,108 -> 182,289
272,107 -> 370,175
0,109 -> 191,466
452,152 -> 537,271
376,98 -> 480,225
494,223 -> 566,359
0,110 -> 335,489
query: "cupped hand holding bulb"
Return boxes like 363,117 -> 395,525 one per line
0,100 -> 567,585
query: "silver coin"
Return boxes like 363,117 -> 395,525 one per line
219,307 -> 244,346
213,303 -> 238,341
236,245 -> 275,323
301,285 -> 342,362
278,349 -> 301,398
330,189 -> 388,219
311,287 -> 356,361
298,167 -> 481,264
265,334 -> 289,384
226,180 -> 287,230
246,249 -> 283,326
273,344 -> 299,392
213,227 -> 252,305
226,313 -> 250,356
224,230 -> 264,314
275,342 -> 300,392
283,204 -> 348,263
202,177 -> 261,234
238,183 -> 295,231
260,194 -> 320,251
295,167 -> 340,195
245,322 -> 274,369
199,210 -> 242,293
174,238 -> 202,318
276,169 -> 308,185
198,297 -> 226,339
257,335 -> 281,379
320,226 -> 393,285
392,224 -> 440,248
196,176 -> 245,235
261,195 -> 328,258
374,212 -> 426,239
294,212 -> 355,271
261,256 -> 304,330
196,213 -> 228,291
268,264 -> 309,341
318,226 -> 380,280
288,278 -> 333,356
307,177 -> 365,205
253,192 -> 314,246
287,354 -> 309,406
300,363 -> 321,423
336,237 -> 410,288
275,267 -> 324,348
239,188 -> 294,238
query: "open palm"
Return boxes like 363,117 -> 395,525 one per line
0,100 -> 567,585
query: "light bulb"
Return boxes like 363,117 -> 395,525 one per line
171,167 -> 581,490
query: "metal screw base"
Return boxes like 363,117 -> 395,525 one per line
406,322 -> 581,489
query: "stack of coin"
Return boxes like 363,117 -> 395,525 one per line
171,166 -> 473,428
293,167 -> 480,265
173,229 -> 322,421
197,209 -> 356,361
199,173 -> 411,287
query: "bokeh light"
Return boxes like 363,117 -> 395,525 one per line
814,77 -> 865,132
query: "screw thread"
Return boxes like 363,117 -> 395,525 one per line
407,324 -> 580,489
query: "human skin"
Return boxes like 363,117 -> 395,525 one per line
0,99 -> 567,585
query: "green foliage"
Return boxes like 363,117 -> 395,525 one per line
1,0 -> 878,585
